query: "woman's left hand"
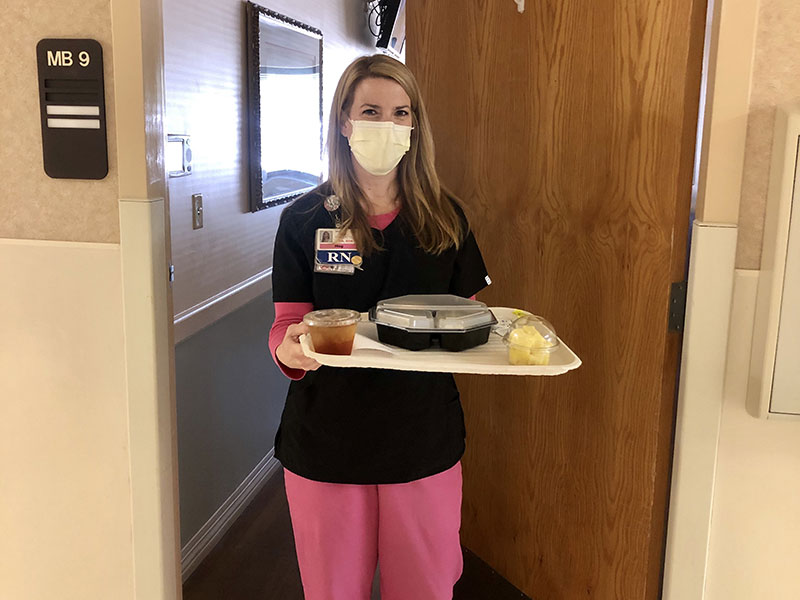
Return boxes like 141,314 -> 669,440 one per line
276,323 -> 322,372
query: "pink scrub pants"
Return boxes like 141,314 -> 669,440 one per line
283,461 -> 463,600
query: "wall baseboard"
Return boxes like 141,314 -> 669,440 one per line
180,449 -> 281,582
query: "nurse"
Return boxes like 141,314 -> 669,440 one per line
269,54 -> 490,600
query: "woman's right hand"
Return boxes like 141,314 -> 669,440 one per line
276,323 -> 321,372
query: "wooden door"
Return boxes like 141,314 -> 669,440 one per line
408,1 -> 706,598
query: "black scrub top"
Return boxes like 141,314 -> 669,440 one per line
271,185 -> 490,484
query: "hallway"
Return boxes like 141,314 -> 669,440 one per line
183,470 -> 529,600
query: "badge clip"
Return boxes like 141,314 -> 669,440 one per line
324,195 -> 342,228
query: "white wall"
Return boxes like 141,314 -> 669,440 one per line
0,240 -> 135,600
704,271 -> 800,600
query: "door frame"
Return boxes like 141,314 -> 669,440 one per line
662,0 -> 759,597
113,0 -> 182,598
123,0 -> 760,597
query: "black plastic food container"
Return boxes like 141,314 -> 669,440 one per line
369,295 -> 497,352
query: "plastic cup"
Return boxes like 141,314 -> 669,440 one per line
503,315 -> 559,365
302,309 -> 361,355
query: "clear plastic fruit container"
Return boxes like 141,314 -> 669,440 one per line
502,315 -> 560,365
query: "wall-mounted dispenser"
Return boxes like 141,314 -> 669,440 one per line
748,102 -> 800,420
167,134 -> 192,177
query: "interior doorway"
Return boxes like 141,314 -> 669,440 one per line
408,1 -> 708,597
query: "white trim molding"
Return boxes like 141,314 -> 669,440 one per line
180,449 -> 281,582
119,197 -> 180,600
662,221 -> 738,600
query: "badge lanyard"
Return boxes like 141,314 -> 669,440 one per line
314,195 -> 363,274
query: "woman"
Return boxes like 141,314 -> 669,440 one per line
269,54 -> 490,600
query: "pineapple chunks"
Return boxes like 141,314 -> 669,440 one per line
507,325 -> 553,365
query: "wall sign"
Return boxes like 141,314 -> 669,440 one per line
36,39 -> 108,179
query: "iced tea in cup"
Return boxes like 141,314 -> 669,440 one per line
302,309 -> 360,355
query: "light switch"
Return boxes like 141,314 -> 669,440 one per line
192,193 -> 203,229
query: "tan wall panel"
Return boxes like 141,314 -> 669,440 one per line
0,239 -> 134,600
736,0 -> 800,269
0,0 -> 120,243
694,0 -> 758,227
163,0 -> 374,316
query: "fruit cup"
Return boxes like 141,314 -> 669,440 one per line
503,315 -> 559,365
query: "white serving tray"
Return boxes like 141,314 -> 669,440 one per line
299,307 -> 581,376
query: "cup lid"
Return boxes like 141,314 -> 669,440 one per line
303,309 -> 361,327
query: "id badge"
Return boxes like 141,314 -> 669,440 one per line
314,228 -> 362,275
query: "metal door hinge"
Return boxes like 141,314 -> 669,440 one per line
169,264 -> 175,283
668,281 -> 687,332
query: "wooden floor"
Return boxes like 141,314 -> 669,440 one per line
183,470 -> 530,600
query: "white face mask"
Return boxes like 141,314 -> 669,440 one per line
347,119 -> 413,176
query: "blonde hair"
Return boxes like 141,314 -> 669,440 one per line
327,54 -> 465,256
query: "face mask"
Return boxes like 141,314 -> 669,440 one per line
347,119 -> 413,176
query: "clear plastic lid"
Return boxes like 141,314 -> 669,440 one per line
374,308 -> 436,329
371,295 -> 496,332
375,294 -> 488,312
303,309 -> 360,328
502,315 -> 560,351
434,309 -> 495,330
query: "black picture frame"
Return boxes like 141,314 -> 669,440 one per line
245,2 -> 323,211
